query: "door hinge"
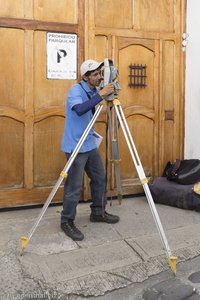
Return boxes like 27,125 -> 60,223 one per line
182,32 -> 189,52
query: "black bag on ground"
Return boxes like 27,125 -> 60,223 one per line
163,159 -> 200,185
149,177 -> 200,211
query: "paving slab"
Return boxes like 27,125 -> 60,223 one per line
126,223 -> 200,259
21,239 -> 140,282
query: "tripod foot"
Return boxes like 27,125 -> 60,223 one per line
20,236 -> 29,255
117,193 -> 123,204
168,256 -> 177,275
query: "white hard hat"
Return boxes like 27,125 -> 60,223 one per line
80,59 -> 103,76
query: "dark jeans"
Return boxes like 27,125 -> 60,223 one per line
61,148 -> 107,222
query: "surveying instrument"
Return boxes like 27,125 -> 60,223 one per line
20,58 -> 177,274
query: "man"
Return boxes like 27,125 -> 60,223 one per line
61,59 -> 120,241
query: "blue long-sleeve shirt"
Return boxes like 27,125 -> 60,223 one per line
61,80 -> 102,153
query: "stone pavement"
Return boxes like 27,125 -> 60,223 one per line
1,196 -> 200,299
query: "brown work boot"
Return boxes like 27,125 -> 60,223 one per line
90,211 -> 120,224
61,220 -> 84,241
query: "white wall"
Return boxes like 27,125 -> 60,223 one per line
184,0 -> 200,158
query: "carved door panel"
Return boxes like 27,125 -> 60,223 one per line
115,38 -> 159,194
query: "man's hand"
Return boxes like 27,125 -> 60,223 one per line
98,83 -> 115,99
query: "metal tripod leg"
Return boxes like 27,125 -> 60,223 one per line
20,104 -> 104,254
107,104 -> 122,203
113,99 -> 177,274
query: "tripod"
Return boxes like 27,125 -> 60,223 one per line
20,98 -> 177,274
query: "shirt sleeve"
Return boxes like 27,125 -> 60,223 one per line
73,93 -> 102,116
67,86 -> 84,110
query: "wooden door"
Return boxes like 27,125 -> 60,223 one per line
0,0 -> 84,208
85,0 -> 186,197
0,0 -> 186,208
